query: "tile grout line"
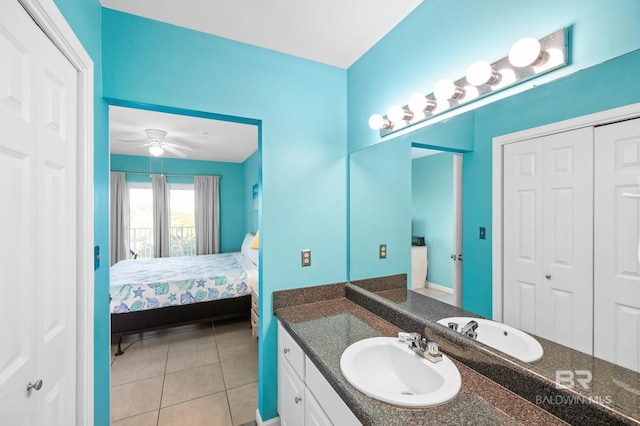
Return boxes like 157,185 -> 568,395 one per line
213,321 -> 238,425
155,331 -> 171,426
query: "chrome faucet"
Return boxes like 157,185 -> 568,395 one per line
460,320 -> 478,339
398,332 -> 442,363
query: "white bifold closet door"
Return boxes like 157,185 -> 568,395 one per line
594,118 -> 640,373
0,0 -> 78,423
503,128 -> 594,355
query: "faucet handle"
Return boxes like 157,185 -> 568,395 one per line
427,341 -> 440,356
397,332 -> 412,343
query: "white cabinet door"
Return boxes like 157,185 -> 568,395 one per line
304,388 -> 332,426
0,1 -> 77,424
278,349 -> 305,426
503,128 -> 593,354
594,118 -> 640,372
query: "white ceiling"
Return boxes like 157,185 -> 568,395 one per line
99,0 -> 422,69
105,1 -> 423,162
109,106 -> 258,163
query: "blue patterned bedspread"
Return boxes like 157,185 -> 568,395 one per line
110,252 -> 257,314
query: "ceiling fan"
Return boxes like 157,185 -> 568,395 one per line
118,129 -> 194,158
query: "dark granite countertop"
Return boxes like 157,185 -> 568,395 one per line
275,295 -> 568,426
349,278 -> 640,424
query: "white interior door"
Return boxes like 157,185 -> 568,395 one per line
503,128 -> 593,354
594,118 -> 640,372
0,0 -> 78,424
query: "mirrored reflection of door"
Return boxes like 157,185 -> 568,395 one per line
594,117 -> 640,373
503,128 -> 594,355
411,150 -> 462,306
452,154 -> 463,307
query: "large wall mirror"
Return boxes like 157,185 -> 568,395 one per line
348,111 -> 640,422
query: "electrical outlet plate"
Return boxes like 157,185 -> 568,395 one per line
379,244 -> 387,259
301,249 -> 311,267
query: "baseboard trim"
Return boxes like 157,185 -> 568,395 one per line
427,282 -> 454,294
256,409 -> 280,426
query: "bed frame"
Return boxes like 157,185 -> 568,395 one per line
111,294 -> 251,355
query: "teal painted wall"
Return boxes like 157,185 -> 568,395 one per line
412,153 -> 454,289
111,154 -> 253,252
53,0 -> 110,424
243,150 -> 260,234
347,0 -> 640,318
349,140 -> 412,281
102,9 -> 347,420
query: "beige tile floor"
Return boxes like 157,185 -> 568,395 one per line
110,318 -> 258,426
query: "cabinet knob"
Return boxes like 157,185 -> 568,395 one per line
545,274 -> 551,280
27,380 -> 43,392
283,347 -> 290,354
295,396 -> 302,404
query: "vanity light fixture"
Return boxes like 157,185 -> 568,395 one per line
369,28 -> 567,137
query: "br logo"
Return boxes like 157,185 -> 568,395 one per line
555,370 -> 592,390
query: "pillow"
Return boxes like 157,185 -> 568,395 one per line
251,230 -> 259,249
241,232 -> 259,265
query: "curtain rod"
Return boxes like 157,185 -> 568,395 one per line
117,171 -> 221,178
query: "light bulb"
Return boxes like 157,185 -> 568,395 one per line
508,37 -> 542,67
408,94 -> 427,113
494,68 -> 517,89
149,143 -> 164,157
463,85 -> 479,101
368,114 -> 386,130
408,94 -> 436,113
466,61 -> 501,86
434,79 -> 465,100
387,105 -> 412,124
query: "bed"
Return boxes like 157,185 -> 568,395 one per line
110,233 -> 258,355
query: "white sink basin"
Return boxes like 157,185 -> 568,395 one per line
340,337 -> 461,407
438,317 -> 544,363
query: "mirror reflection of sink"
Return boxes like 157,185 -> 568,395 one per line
340,337 -> 461,407
438,317 -> 544,363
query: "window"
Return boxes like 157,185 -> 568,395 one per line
169,184 -> 195,257
129,184 -> 153,259
128,183 -> 196,258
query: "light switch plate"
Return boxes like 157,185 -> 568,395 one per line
301,249 -> 311,267
379,244 -> 387,259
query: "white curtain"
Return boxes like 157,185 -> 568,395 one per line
194,175 -> 220,255
152,174 -> 171,258
110,172 -> 130,265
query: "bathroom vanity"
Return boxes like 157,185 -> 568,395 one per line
274,284 -> 579,425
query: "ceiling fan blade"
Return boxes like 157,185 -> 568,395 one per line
114,138 -> 148,143
164,141 -> 193,151
163,144 -> 188,158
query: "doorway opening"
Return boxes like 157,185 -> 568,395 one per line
107,101 -> 261,424
410,146 -> 463,308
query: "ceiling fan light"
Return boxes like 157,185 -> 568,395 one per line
149,143 -> 164,156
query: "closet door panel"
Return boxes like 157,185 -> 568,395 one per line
541,128 -> 593,355
503,140 -> 544,334
594,118 -> 640,372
